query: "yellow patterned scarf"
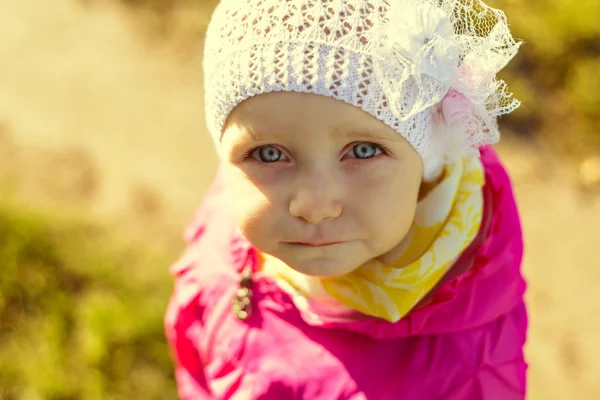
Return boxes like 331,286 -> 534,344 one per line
260,156 -> 485,322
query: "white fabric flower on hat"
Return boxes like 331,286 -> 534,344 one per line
372,0 -> 521,159
374,0 -> 461,121
386,0 -> 459,82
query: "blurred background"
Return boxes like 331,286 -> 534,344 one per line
0,0 -> 598,398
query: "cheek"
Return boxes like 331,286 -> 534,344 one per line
223,165 -> 286,244
348,166 -> 421,241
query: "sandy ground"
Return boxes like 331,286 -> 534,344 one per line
1,0 -> 599,398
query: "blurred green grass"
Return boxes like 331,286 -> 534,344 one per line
0,199 -> 178,399
496,0 -> 600,158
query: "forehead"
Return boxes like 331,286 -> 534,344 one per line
224,92 -> 401,142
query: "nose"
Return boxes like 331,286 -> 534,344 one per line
289,171 -> 342,224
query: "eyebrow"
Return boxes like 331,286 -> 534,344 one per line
339,127 -> 400,142
246,127 -> 285,141
233,122 -> 400,143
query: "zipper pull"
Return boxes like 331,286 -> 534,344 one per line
232,267 -> 254,320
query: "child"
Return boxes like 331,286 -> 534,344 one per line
165,0 -> 528,398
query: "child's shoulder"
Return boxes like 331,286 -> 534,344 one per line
168,169 -> 244,307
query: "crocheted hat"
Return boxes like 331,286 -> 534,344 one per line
203,0 -> 521,180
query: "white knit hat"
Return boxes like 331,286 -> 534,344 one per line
203,0 -> 521,180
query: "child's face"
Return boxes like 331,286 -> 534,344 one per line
220,92 -> 423,277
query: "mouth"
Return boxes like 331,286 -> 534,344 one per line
285,241 -> 344,247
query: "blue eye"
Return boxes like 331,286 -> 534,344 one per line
252,146 -> 286,162
348,142 -> 382,159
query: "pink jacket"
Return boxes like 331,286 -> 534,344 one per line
165,147 -> 528,399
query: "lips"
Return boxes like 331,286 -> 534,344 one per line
286,241 -> 343,247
